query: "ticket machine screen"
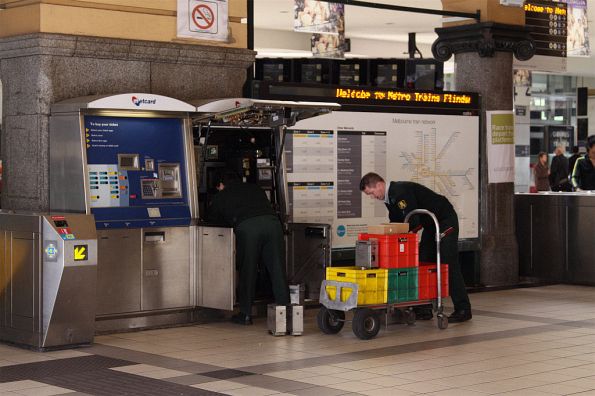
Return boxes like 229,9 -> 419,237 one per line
84,115 -> 190,228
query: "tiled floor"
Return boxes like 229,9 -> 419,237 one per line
1,285 -> 595,395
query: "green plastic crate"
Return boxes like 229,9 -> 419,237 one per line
387,267 -> 418,303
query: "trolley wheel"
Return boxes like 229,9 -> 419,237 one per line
404,309 -> 416,326
352,308 -> 381,340
437,313 -> 448,330
317,307 -> 345,334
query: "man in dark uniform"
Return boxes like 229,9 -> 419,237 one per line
571,135 -> 595,191
549,146 -> 570,192
359,172 -> 472,323
207,171 -> 289,325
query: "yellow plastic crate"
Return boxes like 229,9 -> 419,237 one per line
325,267 -> 388,305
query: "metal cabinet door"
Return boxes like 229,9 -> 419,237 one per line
142,227 -> 192,311
96,229 -> 142,315
9,232 -> 39,332
287,223 -> 331,300
197,226 -> 235,311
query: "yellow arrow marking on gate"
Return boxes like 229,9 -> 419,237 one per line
74,246 -> 87,260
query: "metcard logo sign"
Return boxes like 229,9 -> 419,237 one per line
131,96 -> 157,107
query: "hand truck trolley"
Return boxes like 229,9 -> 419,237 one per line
317,209 -> 452,340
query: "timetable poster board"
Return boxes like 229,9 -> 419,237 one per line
287,112 -> 479,248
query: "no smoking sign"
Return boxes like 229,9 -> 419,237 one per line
189,0 -> 218,34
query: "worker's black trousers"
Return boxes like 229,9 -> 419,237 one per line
235,215 -> 290,315
419,211 -> 471,312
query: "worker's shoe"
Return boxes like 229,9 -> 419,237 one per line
448,309 -> 472,323
231,312 -> 253,325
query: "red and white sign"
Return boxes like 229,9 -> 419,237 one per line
177,0 -> 229,42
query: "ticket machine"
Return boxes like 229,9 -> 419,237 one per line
193,99 -> 339,310
49,94 -> 197,328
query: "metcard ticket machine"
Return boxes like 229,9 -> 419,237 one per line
50,94 -> 198,322
0,212 -> 97,349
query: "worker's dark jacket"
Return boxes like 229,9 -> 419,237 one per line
385,181 -> 470,311
385,181 -> 455,233
206,181 -> 275,227
571,155 -> 595,191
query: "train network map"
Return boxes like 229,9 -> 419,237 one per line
286,111 -> 479,248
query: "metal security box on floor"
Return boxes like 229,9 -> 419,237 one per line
49,94 -> 198,330
0,212 -> 97,349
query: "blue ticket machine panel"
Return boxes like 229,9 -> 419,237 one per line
84,115 -> 192,229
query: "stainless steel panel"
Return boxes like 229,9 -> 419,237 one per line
10,233 -> 38,331
267,304 -> 286,336
287,223 -> 331,300
142,227 -> 192,311
355,239 -> 378,269
197,226 -> 235,311
158,163 -> 182,198
287,305 -> 303,336
0,212 -> 97,349
96,228 -> 142,315
49,113 -> 87,213
41,215 -> 97,348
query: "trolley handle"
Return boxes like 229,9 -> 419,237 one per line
410,225 -> 423,233
440,227 -> 454,239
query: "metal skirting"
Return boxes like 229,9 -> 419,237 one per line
94,308 -> 226,334
515,193 -> 595,284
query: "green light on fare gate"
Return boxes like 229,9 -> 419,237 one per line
335,88 -> 472,105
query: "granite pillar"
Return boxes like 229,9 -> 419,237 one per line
433,23 -> 535,286
0,33 -> 255,211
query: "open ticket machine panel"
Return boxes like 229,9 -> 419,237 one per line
50,94 -> 197,229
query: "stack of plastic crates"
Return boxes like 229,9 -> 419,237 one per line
358,232 -> 419,304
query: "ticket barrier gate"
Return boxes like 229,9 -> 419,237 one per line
0,212 -> 97,349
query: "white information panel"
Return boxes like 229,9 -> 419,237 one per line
286,111 -> 479,248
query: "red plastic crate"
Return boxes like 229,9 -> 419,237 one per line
418,262 -> 449,300
360,233 -> 419,268
396,233 -> 417,256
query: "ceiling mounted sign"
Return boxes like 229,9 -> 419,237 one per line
294,1 -> 346,59
177,0 -> 229,42
294,0 -> 344,33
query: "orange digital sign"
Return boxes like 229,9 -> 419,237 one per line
524,3 -> 567,16
335,88 -> 473,105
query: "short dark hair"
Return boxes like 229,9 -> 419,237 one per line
359,172 -> 384,191
587,135 -> 595,150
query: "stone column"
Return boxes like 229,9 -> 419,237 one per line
0,33 -> 255,211
432,23 -> 535,286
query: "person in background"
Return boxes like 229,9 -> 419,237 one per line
571,135 -> 595,191
359,173 -> 472,323
534,152 -> 550,192
549,146 -> 571,192
568,146 -> 581,177
207,170 -> 289,325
